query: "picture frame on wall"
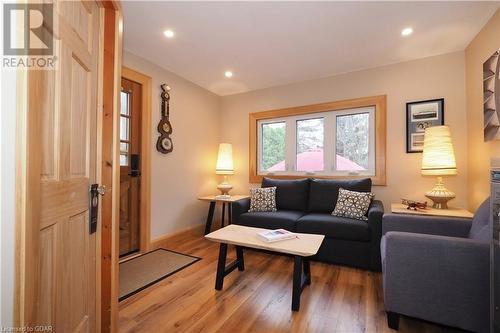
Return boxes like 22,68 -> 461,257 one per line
483,49 -> 500,141
406,98 -> 444,153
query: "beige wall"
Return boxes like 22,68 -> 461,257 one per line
123,51 -> 221,240
220,52 -> 468,209
465,9 -> 500,211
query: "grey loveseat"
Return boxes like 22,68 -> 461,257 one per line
381,198 -> 490,332
232,178 -> 384,271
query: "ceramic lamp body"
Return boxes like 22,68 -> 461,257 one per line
216,143 -> 234,196
421,126 -> 457,209
425,176 -> 456,209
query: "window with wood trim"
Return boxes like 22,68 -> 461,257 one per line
249,95 -> 386,185
120,90 -> 131,166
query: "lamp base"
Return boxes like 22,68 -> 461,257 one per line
425,176 -> 455,209
216,184 -> 233,196
217,175 -> 232,196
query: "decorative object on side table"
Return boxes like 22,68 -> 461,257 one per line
215,143 -> 234,198
421,125 -> 457,209
401,198 -> 427,210
391,203 -> 473,218
406,98 -> 444,153
156,84 -> 173,154
483,49 -> 500,141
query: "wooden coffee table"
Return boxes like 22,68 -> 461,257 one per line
205,224 -> 325,311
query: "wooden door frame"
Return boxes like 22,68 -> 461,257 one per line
100,1 -> 123,332
121,67 -> 152,254
13,1 -> 123,332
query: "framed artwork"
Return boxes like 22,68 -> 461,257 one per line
483,49 -> 500,141
406,98 -> 444,153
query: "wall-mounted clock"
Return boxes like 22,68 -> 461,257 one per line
156,84 -> 173,154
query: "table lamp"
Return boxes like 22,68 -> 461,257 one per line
216,143 -> 234,198
421,125 -> 457,209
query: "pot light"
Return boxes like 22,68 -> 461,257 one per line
163,29 -> 175,38
401,27 -> 413,36
224,71 -> 233,78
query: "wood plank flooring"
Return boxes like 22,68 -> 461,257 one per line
118,230 -> 459,333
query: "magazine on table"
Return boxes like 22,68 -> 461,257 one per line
257,229 -> 297,243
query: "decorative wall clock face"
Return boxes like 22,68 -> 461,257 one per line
161,137 -> 172,151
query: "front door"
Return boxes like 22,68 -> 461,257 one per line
22,1 -> 101,331
119,78 -> 142,256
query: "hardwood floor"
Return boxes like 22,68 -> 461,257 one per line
118,229 -> 459,333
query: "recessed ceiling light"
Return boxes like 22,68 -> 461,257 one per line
401,27 -> 413,36
224,71 -> 233,78
163,29 -> 175,38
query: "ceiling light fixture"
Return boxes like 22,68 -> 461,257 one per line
401,27 -> 413,37
224,71 -> 233,78
163,29 -> 175,38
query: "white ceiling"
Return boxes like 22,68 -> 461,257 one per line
123,1 -> 499,96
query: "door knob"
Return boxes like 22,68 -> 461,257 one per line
97,185 -> 107,195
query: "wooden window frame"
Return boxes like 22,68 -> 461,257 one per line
249,95 -> 387,185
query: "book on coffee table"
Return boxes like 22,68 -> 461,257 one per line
257,229 -> 297,243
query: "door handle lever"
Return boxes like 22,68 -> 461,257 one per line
89,184 -> 104,234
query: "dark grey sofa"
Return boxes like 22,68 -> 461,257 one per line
232,178 -> 385,271
381,198 -> 490,332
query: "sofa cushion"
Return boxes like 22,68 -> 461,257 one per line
297,213 -> 371,241
468,198 -> 490,240
248,187 -> 277,212
308,178 -> 372,213
234,210 -> 305,232
262,178 -> 310,212
332,188 -> 374,221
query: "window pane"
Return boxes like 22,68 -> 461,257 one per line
120,116 -> 129,141
296,118 -> 324,172
120,142 -> 129,154
120,142 -> 128,166
336,113 -> 369,171
261,122 -> 286,171
120,91 -> 130,116
120,154 -> 128,166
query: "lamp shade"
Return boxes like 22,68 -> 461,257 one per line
421,126 -> 457,176
216,143 -> 234,175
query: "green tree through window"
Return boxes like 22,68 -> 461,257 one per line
262,123 -> 286,170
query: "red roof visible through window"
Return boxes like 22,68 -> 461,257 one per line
266,149 -> 365,172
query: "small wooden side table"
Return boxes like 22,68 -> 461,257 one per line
198,195 -> 250,235
391,203 -> 473,219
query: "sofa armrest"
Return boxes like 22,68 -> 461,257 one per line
382,232 -> 489,332
367,200 -> 384,270
368,200 -> 384,231
382,213 -> 472,238
231,198 -> 250,223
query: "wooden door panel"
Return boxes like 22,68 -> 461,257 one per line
40,69 -> 56,180
55,213 -> 89,333
31,1 -> 100,331
40,178 -> 88,230
69,56 -> 90,177
56,1 -> 92,51
119,180 -> 131,255
37,226 -> 56,326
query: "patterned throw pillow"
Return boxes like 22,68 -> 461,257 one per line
332,188 -> 374,221
249,187 -> 277,212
